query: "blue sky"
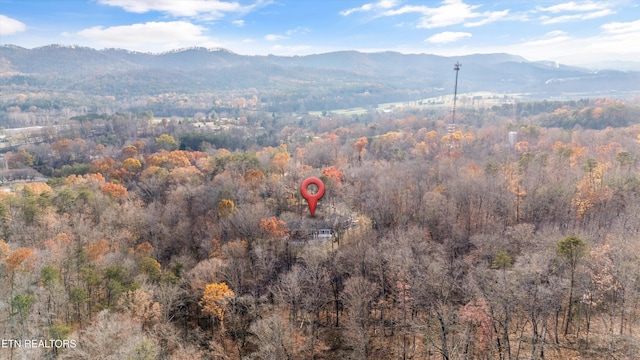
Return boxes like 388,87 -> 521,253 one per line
1,0 -> 639,67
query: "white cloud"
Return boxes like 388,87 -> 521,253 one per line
541,9 -> 613,24
530,29 -> 640,65
519,34 -> 572,47
601,19 -> 640,34
285,27 -> 310,36
538,1 -> 609,13
425,21 -> 640,66
465,9 -> 509,27
0,15 -> 26,35
265,34 -> 286,41
263,28 -> 308,43
419,4 -> 478,28
416,1 -> 484,28
346,0 -> 509,28
73,21 -> 218,52
426,31 -> 472,44
98,0 -> 256,19
546,30 -> 569,37
536,1 -> 614,24
232,19 -> 245,27
340,0 -> 400,16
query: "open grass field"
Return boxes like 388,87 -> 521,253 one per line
309,91 -> 524,116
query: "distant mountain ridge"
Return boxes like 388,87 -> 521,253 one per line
1,44 -> 639,106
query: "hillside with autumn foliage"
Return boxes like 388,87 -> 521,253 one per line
1,96 -> 640,359
2,45 -> 640,111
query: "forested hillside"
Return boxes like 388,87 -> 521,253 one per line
1,97 -> 639,359
2,45 -> 640,113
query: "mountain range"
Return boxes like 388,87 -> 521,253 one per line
1,44 -> 639,109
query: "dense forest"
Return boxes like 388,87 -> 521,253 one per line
0,95 -> 640,359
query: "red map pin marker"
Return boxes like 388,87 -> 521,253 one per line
300,177 -> 325,217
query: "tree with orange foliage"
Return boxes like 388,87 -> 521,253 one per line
122,158 -> 142,173
111,158 -> 141,182
244,169 -> 265,187
200,282 -> 234,334
260,216 -> 289,238
167,150 -> 193,168
322,166 -> 343,184
353,136 -> 369,162
86,239 -> 110,262
322,166 -> 344,205
412,141 -> 430,158
135,242 -> 154,257
132,140 -> 146,152
514,141 -> 529,153
168,166 -> 204,186
271,151 -> 290,176
145,150 -> 171,168
573,159 -> 612,218
22,182 -> 52,195
5,247 -> 36,292
101,182 -> 128,198
145,150 -> 192,170
66,173 -> 106,187
90,157 -> 117,179
552,141 -> 586,168
121,145 -> 139,159
218,199 -> 236,218
5,247 -> 35,274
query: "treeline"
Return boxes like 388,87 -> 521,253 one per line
0,102 -> 639,359
1,63 -> 432,115
489,97 -> 640,129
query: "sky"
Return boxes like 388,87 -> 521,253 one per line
1,0 -> 639,67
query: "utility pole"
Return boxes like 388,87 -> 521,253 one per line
448,61 -> 462,135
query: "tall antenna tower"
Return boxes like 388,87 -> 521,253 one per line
448,61 -> 462,135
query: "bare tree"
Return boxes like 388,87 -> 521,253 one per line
342,275 -> 379,360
